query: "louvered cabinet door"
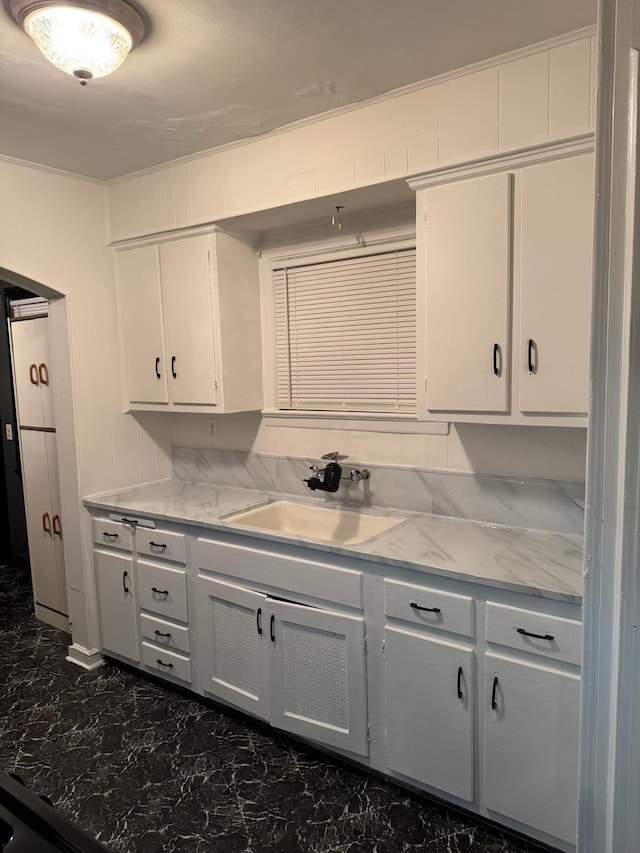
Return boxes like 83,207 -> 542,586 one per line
196,575 -> 269,720
268,600 -> 368,756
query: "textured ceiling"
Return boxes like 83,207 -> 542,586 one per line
0,0 -> 597,181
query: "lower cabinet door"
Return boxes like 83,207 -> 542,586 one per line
483,653 -> 580,844
384,627 -> 475,802
196,575 -> 269,720
268,600 -> 368,756
94,549 -> 139,662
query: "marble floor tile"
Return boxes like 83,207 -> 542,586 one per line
0,564 -> 549,853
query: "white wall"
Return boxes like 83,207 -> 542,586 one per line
108,31 -> 596,242
0,158 -> 172,657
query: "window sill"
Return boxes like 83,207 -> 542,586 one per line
262,411 -> 450,435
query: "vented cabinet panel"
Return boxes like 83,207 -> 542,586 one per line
269,600 -> 368,756
195,575 -> 269,720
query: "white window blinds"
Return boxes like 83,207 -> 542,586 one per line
274,248 -> 416,413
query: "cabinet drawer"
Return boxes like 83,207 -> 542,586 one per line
384,579 -> 474,638
137,561 -> 188,623
137,529 -> 186,564
92,518 -> 133,552
140,613 -> 190,654
141,642 -> 191,684
486,602 -> 581,666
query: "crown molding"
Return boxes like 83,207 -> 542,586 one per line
0,152 -> 104,184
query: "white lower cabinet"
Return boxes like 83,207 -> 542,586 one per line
384,627 -> 475,802
483,653 -> 580,845
196,574 -> 368,756
94,549 -> 139,662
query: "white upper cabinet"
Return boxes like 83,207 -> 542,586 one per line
518,155 -> 594,415
116,229 -> 262,413
424,172 -> 512,414
117,245 -> 168,405
415,148 -> 594,426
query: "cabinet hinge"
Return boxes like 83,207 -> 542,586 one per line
214,378 -> 218,389
207,249 -> 211,263
382,637 -> 386,658
384,727 -> 388,748
363,636 -> 368,654
367,723 -> 372,743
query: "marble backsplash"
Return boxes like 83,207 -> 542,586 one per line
172,447 -> 585,535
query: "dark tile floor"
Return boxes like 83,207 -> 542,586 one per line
0,563 -> 547,853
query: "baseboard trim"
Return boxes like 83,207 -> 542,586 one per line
65,644 -> 104,671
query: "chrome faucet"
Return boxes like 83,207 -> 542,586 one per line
303,452 -> 371,492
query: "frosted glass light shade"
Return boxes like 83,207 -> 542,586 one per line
24,5 -> 133,79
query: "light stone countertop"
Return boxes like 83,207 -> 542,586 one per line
84,479 -> 583,604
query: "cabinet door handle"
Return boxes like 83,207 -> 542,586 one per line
102,531 -> 118,541
516,627 -> 555,642
256,607 -> 263,635
457,666 -> 463,700
154,630 -> 171,638
29,364 -> 39,385
491,675 -> 499,710
52,515 -> 62,537
171,356 -> 177,379
156,659 -> 174,669
493,343 -> 502,377
148,541 -> 167,552
151,587 -> 169,596
270,614 -> 275,643
410,602 -> 441,614
42,512 -> 51,534
122,571 -> 129,594
155,357 -> 161,379
527,339 -> 538,374
38,363 -> 49,386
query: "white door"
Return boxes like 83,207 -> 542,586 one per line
196,575 -> 269,720
518,154 -> 595,414
94,549 -> 139,661
484,653 -> 580,844
268,600 -> 368,756
117,245 -> 169,404
424,172 -> 512,413
44,432 -> 67,616
11,317 -> 53,428
385,627 -> 474,802
19,429 -> 59,612
160,235 -> 218,406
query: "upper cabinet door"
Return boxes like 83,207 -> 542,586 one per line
117,245 -> 168,404
11,317 -> 53,429
425,172 -> 512,413
518,154 -> 595,415
160,235 -> 218,406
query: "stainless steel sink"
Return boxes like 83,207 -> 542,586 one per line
224,500 -> 404,545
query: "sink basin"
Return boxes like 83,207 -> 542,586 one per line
225,500 -> 404,545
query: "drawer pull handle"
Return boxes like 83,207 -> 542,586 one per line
457,666 -> 463,700
102,532 -> 118,540
491,675 -> 499,710
270,614 -> 275,643
149,541 -> 167,551
154,630 -> 171,638
410,602 -> 441,614
122,571 -> 129,594
151,587 -> 169,596
120,517 -> 139,525
516,627 -> 555,642
256,607 -> 263,635
156,659 -> 173,668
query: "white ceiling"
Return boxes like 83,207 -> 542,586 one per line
0,0 -> 596,181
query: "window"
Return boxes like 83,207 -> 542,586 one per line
273,248 -> 416,414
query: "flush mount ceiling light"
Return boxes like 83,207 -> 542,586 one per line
10,0 -> 145,84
